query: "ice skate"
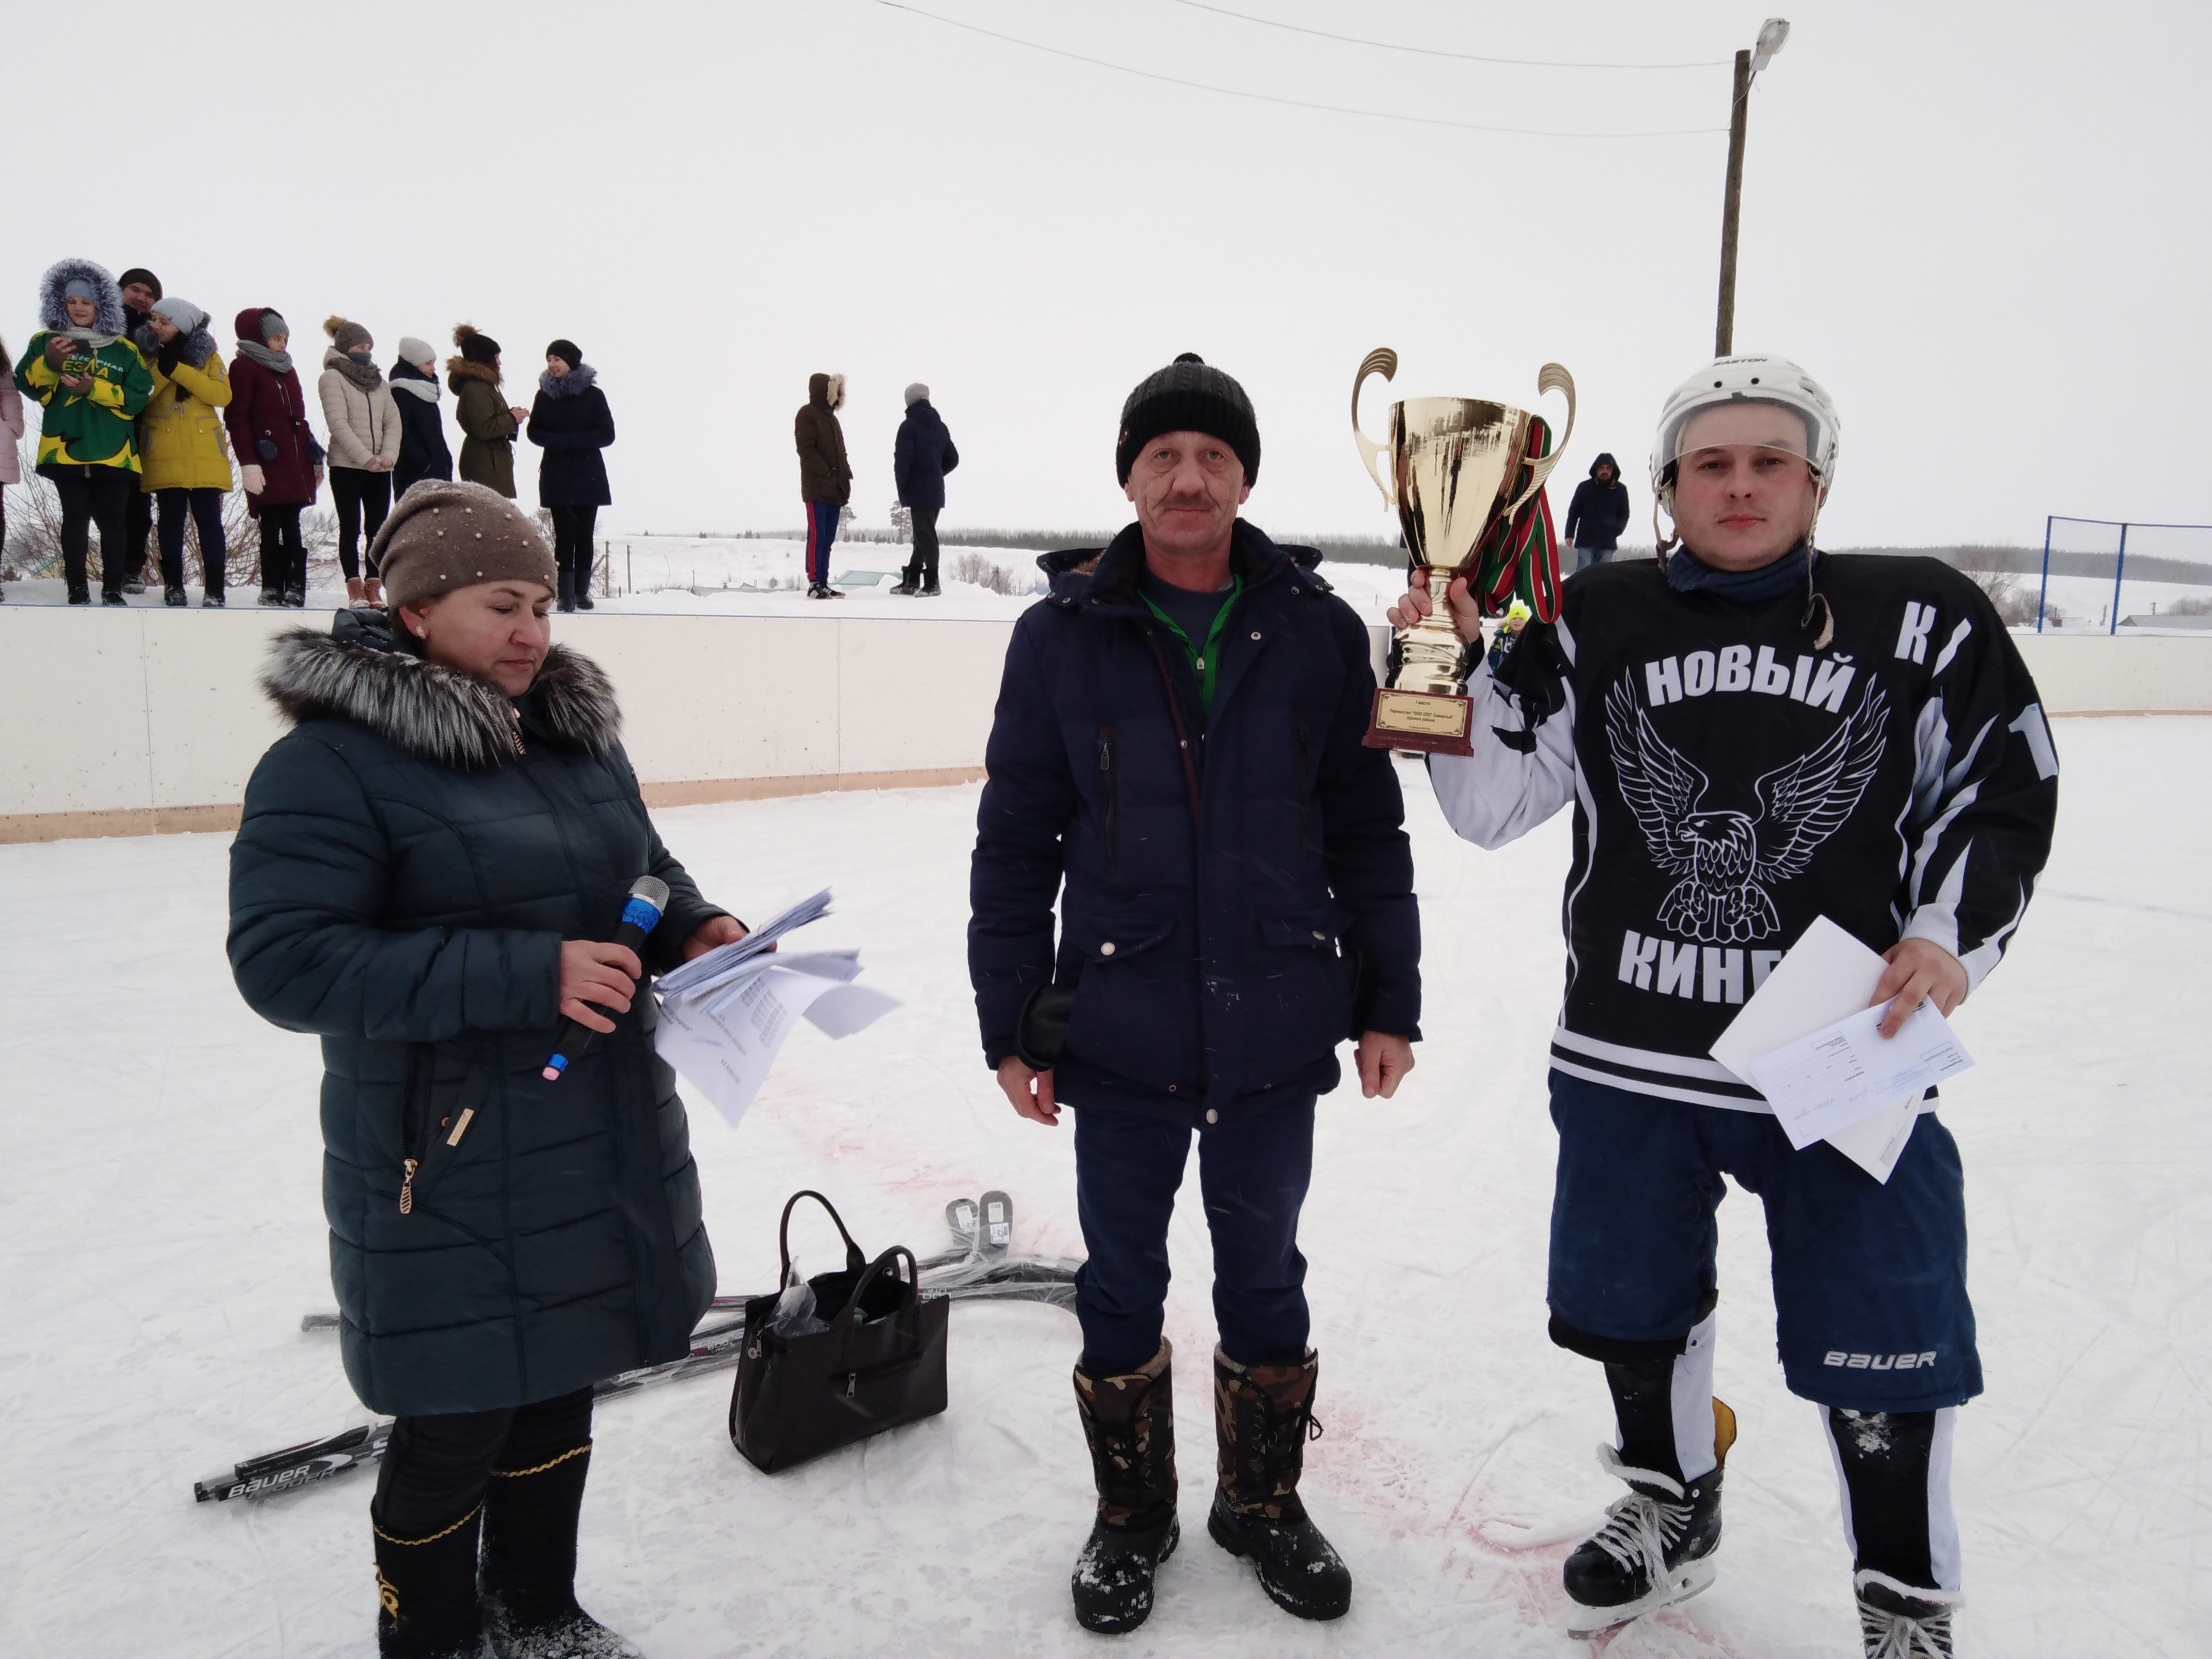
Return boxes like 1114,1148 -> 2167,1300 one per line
1563,1397 -> 1735,1637
1855,1570 -> 1956,1657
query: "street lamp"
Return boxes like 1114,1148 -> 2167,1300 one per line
1715,17 -> 1790,356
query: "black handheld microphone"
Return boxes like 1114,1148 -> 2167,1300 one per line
543,875 -> 671,1080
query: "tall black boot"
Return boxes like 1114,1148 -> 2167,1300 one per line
372,1501 -> 487,1658
1070,1340 -> 1179,1633
1207,1346 -> 1351,1621
572,550 -> 594,609
557,571 -> 577,613
891,560 -> 919,596
479,1442 -> 640,1658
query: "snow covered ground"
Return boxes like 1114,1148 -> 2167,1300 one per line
2,719 -> 2207,1656
0,538 -> 1414,629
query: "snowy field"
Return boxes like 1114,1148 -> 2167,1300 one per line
2,719 -> 2207,1656
10,536 -> 2206,636
0,538 -> 1414,629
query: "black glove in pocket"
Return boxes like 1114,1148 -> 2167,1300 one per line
255,438 -> 279,460
1014,984 -> 1077,1071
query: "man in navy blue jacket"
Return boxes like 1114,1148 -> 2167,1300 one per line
893,382 -> 958,595
969,354 -> 1420,1635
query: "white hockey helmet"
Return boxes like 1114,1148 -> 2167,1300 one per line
1649,355 -> 1840,502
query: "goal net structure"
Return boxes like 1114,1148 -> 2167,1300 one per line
2038,517 -> 2212,635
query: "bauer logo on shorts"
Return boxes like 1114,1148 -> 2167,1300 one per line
1823,1350 -> 1939,1370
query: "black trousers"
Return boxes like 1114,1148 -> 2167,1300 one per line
48,465 -> 135,598
126,483 -> 154,581
155,488 -> 227,594
329,467 -> 393,579
373,1387 -> 596,1536
549,504 -> 599,588
258,504 -> 307,597
903,504 -> 941,584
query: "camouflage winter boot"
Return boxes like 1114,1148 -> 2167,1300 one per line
1206,1346 -> 1352,1621
1070,1340 -> 1179,1633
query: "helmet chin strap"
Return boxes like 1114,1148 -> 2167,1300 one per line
1800,477 -> 1833,649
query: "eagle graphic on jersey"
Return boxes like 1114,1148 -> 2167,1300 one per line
1604,674 -> 1889,943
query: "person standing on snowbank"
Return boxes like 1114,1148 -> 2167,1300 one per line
388,336 -> 453,501
892,382 -> 957,596
14,258 -> 154,605
449,325 -> 528,499
970,354 -> 1421,1635
527,339 -> 615,611
1389,357 -> 2059,1654
229,481 -> 755,1659
794,371 -> 850,598
1563,451 -> 1631,571
137,296 -> 234,607
227,307 -> 325,607
319,317 -> 403,606
0,339 -> 24,603
118,265 -> 164,593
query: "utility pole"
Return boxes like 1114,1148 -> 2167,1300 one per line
1714,49 -> 1752,357
1714,19 -> 1791,358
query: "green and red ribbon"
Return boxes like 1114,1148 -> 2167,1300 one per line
1465,415 -> 1563,623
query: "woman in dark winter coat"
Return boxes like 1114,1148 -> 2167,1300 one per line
229,481 -> 751,1659
389,336 -> 453,502
526,339 -> 615,611
794,371 -> 851,598
892,383 -> 959,596
448,325 -> 528,498
226,307 -> 326,607
13,258 -> 154,604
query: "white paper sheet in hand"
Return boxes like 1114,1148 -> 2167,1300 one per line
1710,916 -> 1936,1182
1747,1000 -> 1973,1151
655,969 -> 897,1131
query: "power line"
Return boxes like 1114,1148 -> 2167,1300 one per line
875,2 -> 1728,139
1172,1 -> 1730,71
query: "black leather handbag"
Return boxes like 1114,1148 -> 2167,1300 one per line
728,1190 -> 950,1473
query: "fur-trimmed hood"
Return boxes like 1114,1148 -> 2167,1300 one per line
447,356 -> 502,391
37,257 -> 126,338
135,321 -> 220,370
260,615 -> 619,769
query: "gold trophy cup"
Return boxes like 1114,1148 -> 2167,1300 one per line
1353,348 -> 1575,753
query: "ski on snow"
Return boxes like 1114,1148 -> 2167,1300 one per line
196,1192 -> 1072,1503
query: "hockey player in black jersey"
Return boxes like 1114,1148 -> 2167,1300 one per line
1391,356 -> 2059,1654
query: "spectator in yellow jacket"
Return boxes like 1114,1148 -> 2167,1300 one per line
139,297 -> 235,606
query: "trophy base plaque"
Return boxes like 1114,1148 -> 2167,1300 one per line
1362,686 -> 1473,756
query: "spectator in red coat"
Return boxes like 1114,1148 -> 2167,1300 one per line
225,308 -> 325,607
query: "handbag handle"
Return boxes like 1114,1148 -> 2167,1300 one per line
831,1244 -> 919,1331
776,1189 -> 867,1286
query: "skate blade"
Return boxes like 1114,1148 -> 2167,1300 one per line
1565,1557 -> 1717,1637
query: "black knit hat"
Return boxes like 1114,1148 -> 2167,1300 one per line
546,338 -> 582,370
117,267 -> 162,300
1115,353 -> 1260,485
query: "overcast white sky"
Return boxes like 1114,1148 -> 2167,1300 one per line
6,0 -> 2205,549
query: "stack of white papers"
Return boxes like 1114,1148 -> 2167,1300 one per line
653,890 -> 899,1130
1710,917 -> 1974,1183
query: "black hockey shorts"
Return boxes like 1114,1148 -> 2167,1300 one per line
1544,1070 -> 1981,1412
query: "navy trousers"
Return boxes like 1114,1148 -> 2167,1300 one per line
1546,1071 -> 1981,1412
1071,1095 -> 1316,1376
805,500 -> 839,585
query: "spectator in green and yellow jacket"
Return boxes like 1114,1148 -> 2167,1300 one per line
14,258 -> 154,604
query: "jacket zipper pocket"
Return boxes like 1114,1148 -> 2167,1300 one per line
398,1051 -> 491,1214
1293,716 -> 1312,858
1096,724 -> 1118,874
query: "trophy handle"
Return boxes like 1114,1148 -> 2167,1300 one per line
1351,347 -> 1398,509
1498,362 -> 1577,520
